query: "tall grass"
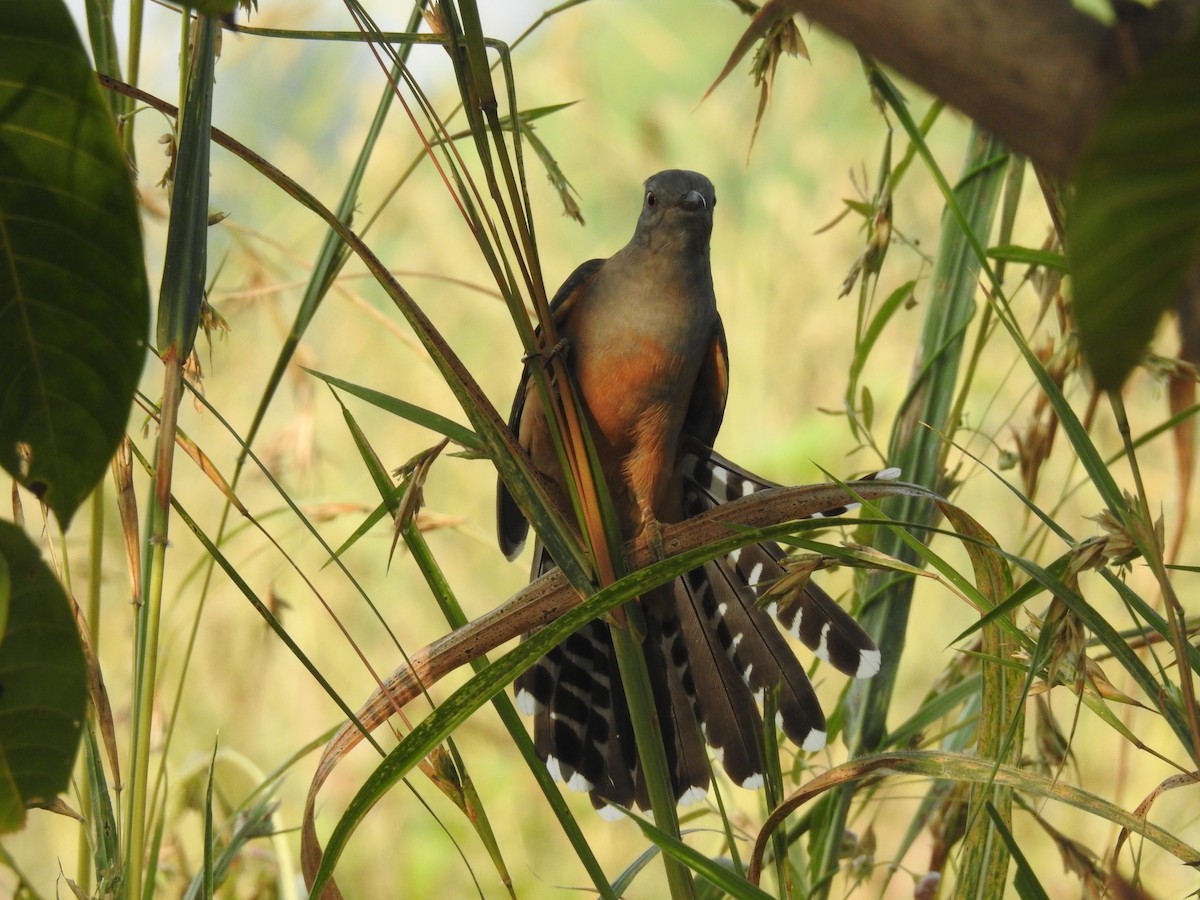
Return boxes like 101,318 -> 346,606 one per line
3,1 -> 1197,898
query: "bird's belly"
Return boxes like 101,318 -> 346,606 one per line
575,336 -> 686,450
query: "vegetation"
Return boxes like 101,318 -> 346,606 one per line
1,1 -> 1197,897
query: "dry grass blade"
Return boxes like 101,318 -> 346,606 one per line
704,0 -> 805,101
747,752 -> 1200,884
1166,363 -> 1196,561
68,596 -> 121,793
388,437 -> 450,568
704,0 -> 808,148
1111,770 -> 1200,868
110,437 -> 141,604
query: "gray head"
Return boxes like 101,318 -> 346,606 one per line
631,169 -> 716,253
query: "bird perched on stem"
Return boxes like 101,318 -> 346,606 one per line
497,169 -> 881,816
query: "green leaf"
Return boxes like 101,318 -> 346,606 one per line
0,744 -> 21,832
625,814 -> 774,900
156,14 -> 217,358
307,368 -> 483,452
985,803 -> 1051,900
183,0 -> 244,16
1069,26 -> 1200,390
987,244 -> 1067,272
0,0 -> 149,527
0,521 -> 87,831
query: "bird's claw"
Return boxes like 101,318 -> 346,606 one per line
522,337 -> 570,367
642,516 -> 665,561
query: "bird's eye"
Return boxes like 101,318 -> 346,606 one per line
645,191 -> 657,209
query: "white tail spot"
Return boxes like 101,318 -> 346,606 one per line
515,689 -> 540,715
566,771 -> 593,793
748,562 -> 764,587
803,729 -> 827,752
679,785 -> 708,806
816,622 -> 832,661
788,608 -> 803,640
857,648 -> 882,678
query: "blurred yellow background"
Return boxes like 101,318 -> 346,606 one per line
8,1 -> 1196,897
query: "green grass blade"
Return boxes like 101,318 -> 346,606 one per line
308,370 -> 483,451
336,392 -> 615,898
942,505 -> 1022,899
984,803 -> 1050,900
201,741 -> 217,900
848,124 -> 1007,753
234,5 -> 427,472
155,14 -> 216,359
625,815 -> 774,900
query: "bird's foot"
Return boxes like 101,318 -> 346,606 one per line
641,515 -> 665,561
522,336 -> 570,366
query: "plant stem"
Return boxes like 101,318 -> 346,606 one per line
608,610 -> 696,899
75,484 -> 106,894
124,349 -> 182,900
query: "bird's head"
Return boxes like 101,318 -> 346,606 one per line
633,169 -> 716,252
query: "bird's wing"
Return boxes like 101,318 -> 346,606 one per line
496,258 -> 606,560
682,314 -> 730,449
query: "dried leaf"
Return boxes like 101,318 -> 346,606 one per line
1112,770 -> 1200,868
111,437 -> 141,604
418,744 -> 466,813
928,781 -> 970,874
1043,595 -> 1087,690
1166,358 -> 1197,560
704,0 -> 807,150
389,437 -> 451,567
1033,695 -> 1073,774
173,429 -> 248,516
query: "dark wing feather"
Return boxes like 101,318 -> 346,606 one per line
497,258 -> 606,559
682,315 -> 730,448
679,442 -> 883,679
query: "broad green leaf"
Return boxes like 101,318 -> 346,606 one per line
0,745 -> 19,832
1069,26 -> 1200,390
0,0 -> 149,527
0,521 -> 87,831
0,549 -> 9,637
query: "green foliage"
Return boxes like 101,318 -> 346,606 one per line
0,0 -> 149,527
3,2 -> 1200,899
154,15 -> 217,359
1070,25 -> 1200,391
0,521 -> 86,831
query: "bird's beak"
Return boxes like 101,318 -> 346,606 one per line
679,190 -> 707,212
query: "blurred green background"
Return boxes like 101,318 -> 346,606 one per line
6,1 -> 1194,896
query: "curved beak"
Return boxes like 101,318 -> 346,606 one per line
679,189 -> 707,212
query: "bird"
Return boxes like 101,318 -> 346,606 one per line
496,169 -> 881,816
